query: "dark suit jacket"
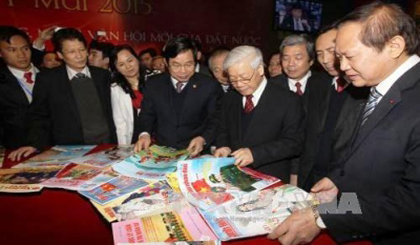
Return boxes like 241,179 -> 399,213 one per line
320,62 -> 420,244
280,16 -> 311,32
138,72 -> 223,149
215,81 -> 304,183
298,78 -> 369,189
0,66 -> 32,148
270,71 -> 331,174
26,65 -> 117,150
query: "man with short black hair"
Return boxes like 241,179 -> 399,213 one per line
88,40 -> 114,70
0,26 -> 52,148
139,47 -> 157,71
208,48 -> 230,92
134,37 -> 223,156
9,28 -> 116,160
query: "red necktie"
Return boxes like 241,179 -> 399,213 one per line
24,72 -> 34,84
295,82 -> 303,96
244,95 -> 254,113
336,77 -> 347,93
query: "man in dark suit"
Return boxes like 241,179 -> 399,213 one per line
213,45 -> 304,183
134,37 -> 223,156
280,4 -> 311,32
271,34 -> 331,185
9,28 -> 116,161
298,24 -> 369,190
208,48 -> 231,93
269,2 -> 420,244
0,26 -> 53,149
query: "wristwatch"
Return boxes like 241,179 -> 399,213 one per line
311,205 -> 326,229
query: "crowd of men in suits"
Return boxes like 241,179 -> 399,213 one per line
1,1 -> 420,244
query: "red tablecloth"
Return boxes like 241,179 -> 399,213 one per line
0,145 -> 371,245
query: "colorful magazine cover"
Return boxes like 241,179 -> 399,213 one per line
201,185 -> 312,241
41,163 -> 105,190
79,175 -> 151,205
177,158 -> 279,210
16,145 -> 96,166
91,181 -> 179,222
112,204 -> 217,244
112,181 -> 184,221
0,166 -> 63,193
112,145 -> 189,180
71,145 -> 134,168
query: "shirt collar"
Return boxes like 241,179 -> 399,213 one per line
243,76 -> 267,107
8,64 -> 38,80
66,65 -> 91,80
375,55 -> 420,97
288,70 -> 312,92
195,63 -> 200,73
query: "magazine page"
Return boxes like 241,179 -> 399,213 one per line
92,181 -> 179,222
19,145 -> 96,164
165,172 -> 181,193
112,203 -> 217,244
72,145 -> 134,168
0,166 -> 63,193
112,181 -> 184,221
41,163 -> 104,190
78,168 -> 120,191
79,175 -> 151,205
112,145 -> 189,180
177,158 -> 279,210
201,185 -> 313,241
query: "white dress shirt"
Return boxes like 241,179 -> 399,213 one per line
288,70 -> 312,93
8,64 -> 39,103
66,65 -> 91,81
171,76 -> 188,92
375,55 -> 420,103
242,77 -> 267,107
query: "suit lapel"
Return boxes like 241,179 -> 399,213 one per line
1,67 -> 30,106
60,66 -> 82,125
179,74 -> 200,123
348,62 -> 420,155
352,86 -> 401,150
242,83 -> 270,144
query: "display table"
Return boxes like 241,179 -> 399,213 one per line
0,146 -> 371,245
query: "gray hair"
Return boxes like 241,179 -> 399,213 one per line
223,45 -> 263,71
279,34 -> 315,61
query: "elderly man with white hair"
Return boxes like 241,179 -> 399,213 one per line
213,45 -> 304,183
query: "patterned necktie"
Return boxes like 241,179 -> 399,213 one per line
295,82 -> 303,96
244,95 -> 254,114
176,82 -> 185,93
24,72 -> 34,84
361,87 -> 382,126
74,73 -> 87,79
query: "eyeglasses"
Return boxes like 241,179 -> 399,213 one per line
229,69 -> 256,85
169,62 -> 195,71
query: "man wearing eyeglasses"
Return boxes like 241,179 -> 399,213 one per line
134,37 -> 223,156
213,45 -> 304,183
9,28 -> 117,161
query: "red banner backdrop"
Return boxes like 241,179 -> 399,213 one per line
0,0 -> 275,55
